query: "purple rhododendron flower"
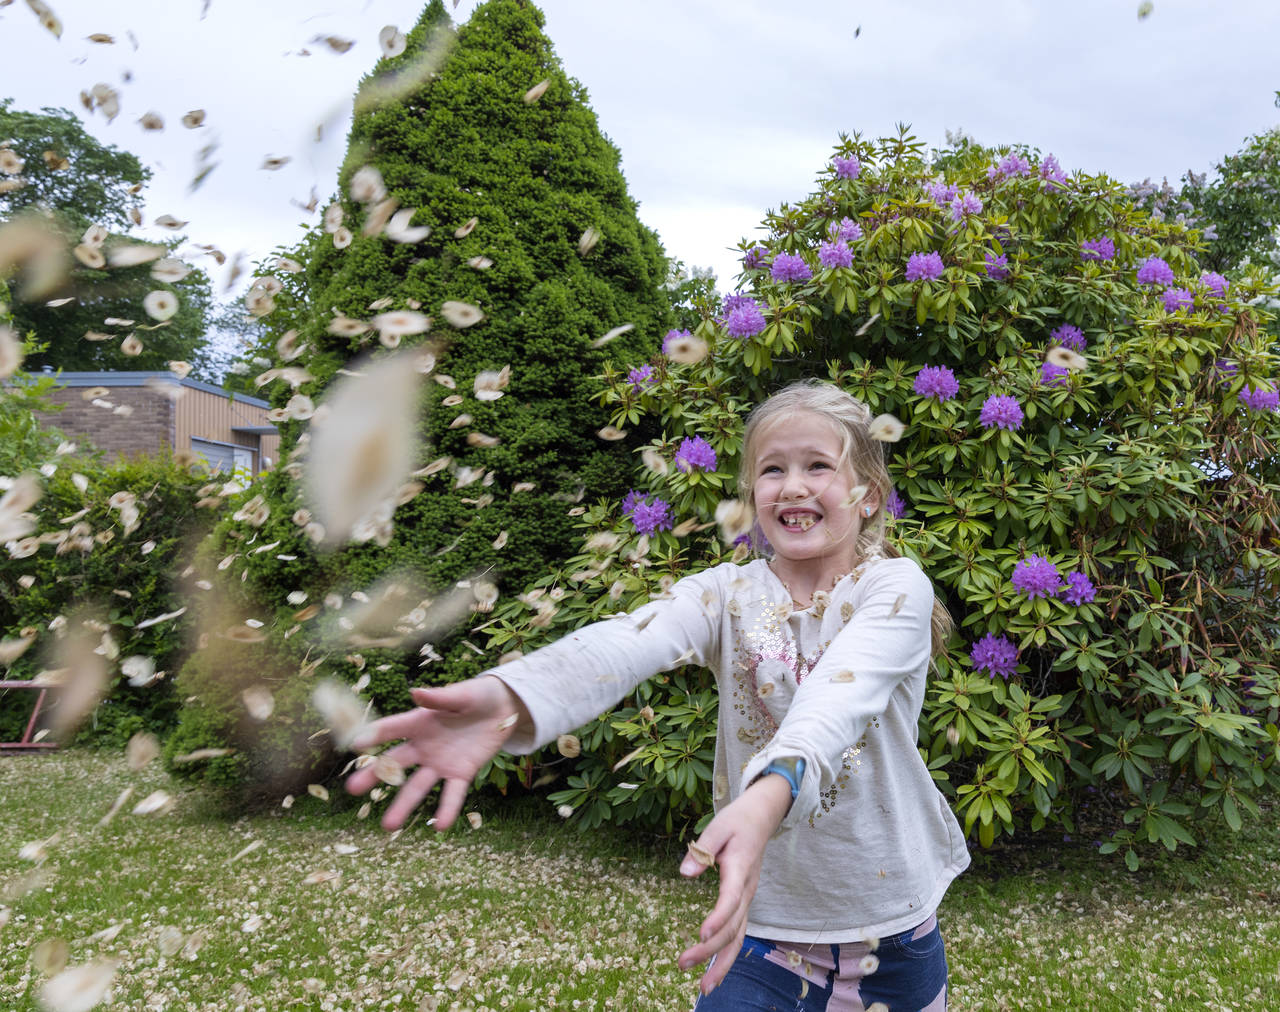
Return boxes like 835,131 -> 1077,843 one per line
829,216 -> 863,242
1051,324 -> 1086,353
1136,257 -> 1175,286
927,181 -> 959,205
913,365 -> 960,401
1162,287 -> 1194,313
722,293 -> 756,315
1039,154 -> 1067,188
970,633 -> 1018,680
625,493 -> 673,536
1239,386 -> 1280,412
771,252 -> 812,283
979,394 -> 1024,431
1011,555 -> 1062,599
833,155 -> 862,180
626,365 -> 656,393
724,299 -> 767,339
905,250 -> 945,281
985,252 -> 1010,280
886,488 -> 906,519
818,240 -> 853,269
743,245 -> 769,270
662,329 -> 691,355
1080,237 -> 1115,261
1040,361 -> 1069,387
1061,570 -> 1096,605
674,435 -> 717,473
1215,358 -> 1238,378
1201,272 -> 1228,298
990,152 -> 1032,179
950,192 -> 983,220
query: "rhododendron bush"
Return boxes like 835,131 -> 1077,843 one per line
484,130 -> 1280,863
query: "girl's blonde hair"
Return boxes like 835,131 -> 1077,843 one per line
737,379 -> 953,656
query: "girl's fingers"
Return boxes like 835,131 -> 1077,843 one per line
700,927 -> 746,994
697,855 -> 747,942
381,764 -> 440,831
350,708 -> 427,750
678,872 -> 746,971
409,683 -> 476,713
432,777 -> 470,831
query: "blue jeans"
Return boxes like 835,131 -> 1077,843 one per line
693,914 -> 948,1011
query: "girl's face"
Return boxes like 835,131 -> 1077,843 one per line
751,411 -> 873,570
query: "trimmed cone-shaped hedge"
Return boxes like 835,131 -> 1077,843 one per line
167,0 -> 676,794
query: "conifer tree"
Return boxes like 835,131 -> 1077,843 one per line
167,0 -> 676,790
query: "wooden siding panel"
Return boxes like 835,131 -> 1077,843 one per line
175,389 -> 277,473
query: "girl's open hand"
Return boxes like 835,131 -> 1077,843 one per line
676,773 -> 794,995
344,675 -> 525,832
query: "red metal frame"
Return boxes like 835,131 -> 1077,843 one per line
0,681 -> 59,750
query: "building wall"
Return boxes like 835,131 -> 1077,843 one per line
175,388 -> 275,460
31,373 -> 279,473
40,383 -> 176,460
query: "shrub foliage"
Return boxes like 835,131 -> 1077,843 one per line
480,130 -> 1280,861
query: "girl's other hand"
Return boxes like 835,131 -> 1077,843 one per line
676,773 -> 793,994
344,675 -> 526,832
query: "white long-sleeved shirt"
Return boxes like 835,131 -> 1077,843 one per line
490,554 -> 970,943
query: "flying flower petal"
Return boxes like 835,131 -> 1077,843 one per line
440,301 -> 484,328
868,413 -> 905,442
143,290 -> 179,321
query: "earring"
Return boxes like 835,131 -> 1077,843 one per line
863,505 -> 874,517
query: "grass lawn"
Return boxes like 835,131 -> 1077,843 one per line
1,749 -> 1278,1011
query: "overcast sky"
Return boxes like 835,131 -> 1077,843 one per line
2,0 -> 1278,299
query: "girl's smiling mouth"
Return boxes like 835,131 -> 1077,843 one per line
778,508 -> 821,531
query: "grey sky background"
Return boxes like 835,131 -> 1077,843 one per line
1,0 -> 1278,303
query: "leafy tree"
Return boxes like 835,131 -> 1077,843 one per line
0,100 -> 213,371
1123,117 -> 1280,278
0,99 -> 148,232
1180,127 -> 1280,274
481,130 -> 1280,857
168,0 -> 678,794
195,299 -> 268,390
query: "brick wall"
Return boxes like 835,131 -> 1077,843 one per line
39,384 -> 176,461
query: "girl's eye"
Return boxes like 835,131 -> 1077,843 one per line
761,465 -> 781,475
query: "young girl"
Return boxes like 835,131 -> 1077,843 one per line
347,379 -> 969,1010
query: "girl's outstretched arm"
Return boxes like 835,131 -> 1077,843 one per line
676,773 -> 793,995
344,675 -> 529,831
